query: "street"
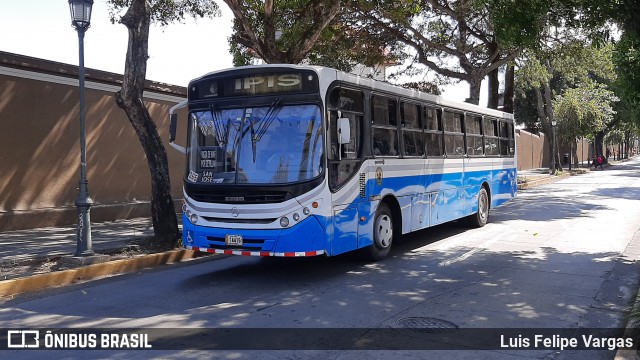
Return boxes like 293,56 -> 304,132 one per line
2,158 -> 640,360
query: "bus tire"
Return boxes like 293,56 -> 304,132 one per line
468,187 -> 489,228
363,203 -> 393,261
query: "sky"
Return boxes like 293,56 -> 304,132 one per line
0,1 -> 482,104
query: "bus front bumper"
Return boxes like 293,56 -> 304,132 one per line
181,214 -> 326,257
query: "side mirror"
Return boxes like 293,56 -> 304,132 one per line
169,99 -> 188,154
169,113 -> 178,142
337,117 -> 351,145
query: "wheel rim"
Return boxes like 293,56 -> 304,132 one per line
479,190 -> 488,222
375,213 -> 393,248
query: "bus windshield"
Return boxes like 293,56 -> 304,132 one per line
188,104 -> 323,185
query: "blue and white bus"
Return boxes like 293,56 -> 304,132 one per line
169,64 -> 517,261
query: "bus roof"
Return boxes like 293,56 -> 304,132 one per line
192,64 -> 513,120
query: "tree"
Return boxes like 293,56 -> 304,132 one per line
109,0 -> 219,248
554,81 -> 618,144
225,0 -> 340,65
225,0 -> 397,72
349,0 -> 529,105
516,31 -> 616,169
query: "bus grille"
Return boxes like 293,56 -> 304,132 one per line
189,190 -> 290,204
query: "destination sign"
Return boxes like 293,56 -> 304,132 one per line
230,74 -> 302,95
190,70 -> 318,100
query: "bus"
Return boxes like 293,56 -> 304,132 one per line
169,64 -> 517,261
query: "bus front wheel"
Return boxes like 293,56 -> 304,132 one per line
363,203 -> 393,261
468,187 -> 489,228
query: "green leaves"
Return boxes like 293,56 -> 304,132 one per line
554,81 -> 618,141
108,0 -> 220,26
226,0 -> 345,65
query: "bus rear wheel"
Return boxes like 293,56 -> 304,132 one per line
363,203 -> 393,261
468,187 -> 489,228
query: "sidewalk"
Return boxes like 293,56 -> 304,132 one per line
0,218 -> 204,298
0,218 -> 155,265
517,167 -> 572,189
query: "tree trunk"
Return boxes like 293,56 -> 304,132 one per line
503,64 -> 515,113
487,67 -> 499,109
594,131 -> 605,158
115,0 -> 179,248
466,78 -> 481,105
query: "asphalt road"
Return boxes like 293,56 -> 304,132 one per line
2,157 -> 640,360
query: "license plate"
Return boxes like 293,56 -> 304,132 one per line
225,234 -> 243,246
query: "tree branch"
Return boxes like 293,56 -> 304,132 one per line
287,0 -> 341,63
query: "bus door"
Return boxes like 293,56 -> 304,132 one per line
327,88 -> 366,256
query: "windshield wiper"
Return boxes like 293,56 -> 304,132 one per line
254,98 -> 282,142
209,103 -> 227,146
239,98 -> 282,163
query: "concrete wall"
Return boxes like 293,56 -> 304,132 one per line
0,52 -> 187,231
559,138 -> 591,166
515,129 -> 550,170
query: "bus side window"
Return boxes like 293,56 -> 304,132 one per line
443,110 -> 465,156
499,121 -> 510,156
508,122 -> 515,156
483,117 -> 500,156
401,102 -> 424,157
465,114 -> 484,156
372,95 -> 398,156
424,106 -> 443,157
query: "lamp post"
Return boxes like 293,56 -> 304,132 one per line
551,119 -> 557,174
69,0 -> 94,256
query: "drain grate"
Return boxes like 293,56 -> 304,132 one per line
396,317 -> 459,333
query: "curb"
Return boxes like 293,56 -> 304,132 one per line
0,249 -> 215,298
517,172 -> 571,190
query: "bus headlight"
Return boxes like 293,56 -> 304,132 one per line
182,203 -> 187,213
292,213 -> 300,222
303,207 -> 311,216
280,216 -> 290,228
190,213 -> 199,224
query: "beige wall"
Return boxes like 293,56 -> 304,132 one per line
0,53 -> 187,230
559,138 -> 591,166
516,129 -> 592,170
516,129 -> 550,170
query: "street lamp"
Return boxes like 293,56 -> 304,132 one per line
69,0 -> 94,256
551,119 -> 557,174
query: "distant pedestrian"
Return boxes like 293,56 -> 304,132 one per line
596,155 -> 604,169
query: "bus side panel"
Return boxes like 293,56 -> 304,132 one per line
428,160 -> 465,225
410,193 -> 431,231
332,205 -> 359,256
492,168 -> 517,207
430,188 -> 461,225
491,158 -> 517,208
357,201 -> 375,250
463,172 -> 484,216
463,158 -> 493,216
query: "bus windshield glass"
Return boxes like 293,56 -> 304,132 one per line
188,104 -> 323,185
